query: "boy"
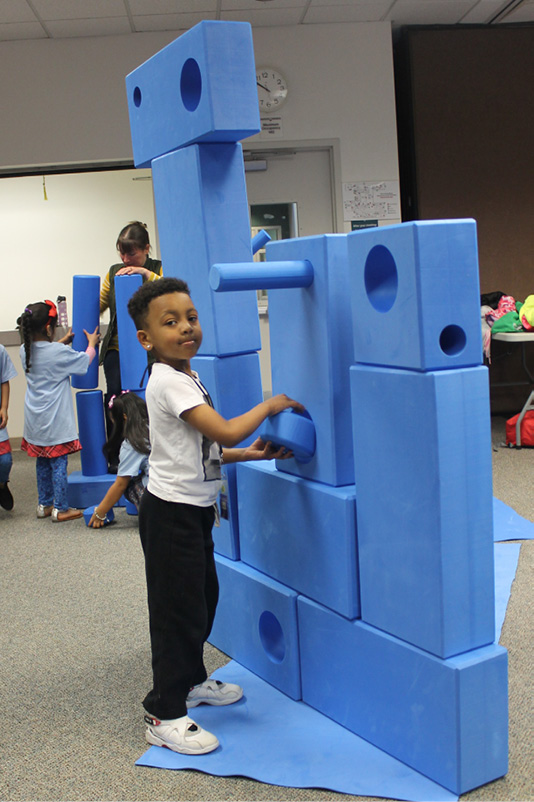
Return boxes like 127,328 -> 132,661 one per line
128,277 -> 304,754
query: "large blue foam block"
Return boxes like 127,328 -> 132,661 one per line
71,275 -> 100,389
126,21 -> 260,167
267,234 -> 354,486
76,390 -> 108,477
212,463 -> 239,560
347,219 -> 482,371
114,274 -> 148,392
237,462 -> 359,619
210,555 -> 301,700
151,143 -> 261,356
67,471 -> 116,509
298,597 -> 508,795
351,364 -> 495,658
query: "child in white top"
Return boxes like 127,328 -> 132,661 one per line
0,344 -> 18,511
127,277 -> 304,756
17,299 -> 100,522
89,391 -> 150,527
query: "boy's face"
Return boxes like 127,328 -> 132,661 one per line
137,291 -> 202,369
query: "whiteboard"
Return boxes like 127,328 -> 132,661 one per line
0,168 -> 157,332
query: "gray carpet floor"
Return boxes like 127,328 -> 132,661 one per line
0,415 -> 532,802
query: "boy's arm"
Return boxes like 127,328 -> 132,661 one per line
182,394 -> 304,448
89,475 -> 130,528
0,381 -> 9,429
222,438 -> 294,464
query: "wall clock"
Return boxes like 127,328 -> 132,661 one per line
256,67 -> 289,113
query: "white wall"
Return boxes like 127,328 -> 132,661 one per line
0,21 -> 399,438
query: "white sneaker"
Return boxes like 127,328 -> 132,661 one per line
36,504 -> 53,518
186,679 -> 243,708
144,714 -> 219,754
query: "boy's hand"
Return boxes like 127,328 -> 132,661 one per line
0,409 -> 7,429
267,394 -> 305,416
57,327 -> 74,345
242,437 -> 293,461
84,326 -> 101,349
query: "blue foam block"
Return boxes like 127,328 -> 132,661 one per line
75,390 -> 108,477
347,220 -> 482,371
114,274 -> 148,392
237,462 -> 359,619
298,596 -> 508,795
258,409 -> 316,463
210,555 -> 301,700
212,463 -> 239,560
71,275 -> 100,389
351,364 -> 495,657
67,471 -> 116,509
83,504 -> 115,526
126,21 -> 260,167
151,143 -> 261,356
267,234 -> 354,486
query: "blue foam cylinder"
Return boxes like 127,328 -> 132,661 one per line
76,390 -> 108,477
71,275 -> 100,389
210,260 -> 314,292
251,229 -> 271,255
114,274 -> 148,391
258,409 -> 316,463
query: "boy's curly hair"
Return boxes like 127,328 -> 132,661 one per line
127,277 -> 191,329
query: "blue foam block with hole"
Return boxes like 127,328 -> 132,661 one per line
114,274 -> 148,392
151,143 -> 261,356
347,220 -> 482,371
67,471 -> 116,509
237,462 -> 359,619
71,275 -> 100,389
267,234 -> 354,486
298,596 -> 508,796
125,21 -> 260,167
210,555 -> 301,700
351,363 -> 495,658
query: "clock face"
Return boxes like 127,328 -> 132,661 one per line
256,68 -> 288,113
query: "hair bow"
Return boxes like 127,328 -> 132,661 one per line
45,299 -> 58,319
108,390 -> 130,409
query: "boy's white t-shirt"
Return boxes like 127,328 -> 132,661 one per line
146,363 -> 222,506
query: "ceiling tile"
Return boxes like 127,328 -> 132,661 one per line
221,6 -> 304,25
0,21 -> 47,40
498,0 -> 534,23
31,0 -> 126,21
221,0 -> 306,8
45,16 -> 132,37
460,0 -> 512,23
0,0 -> 37,24
304,1 -> 393,24
128,0 -> 216,14
384,0 -> 477,26
133,11 -> 216,31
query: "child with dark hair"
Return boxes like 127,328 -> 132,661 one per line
17,300 -> 100,522
89,391 -> 150,527
0,344 -> 17,511
127,276 -> 304,755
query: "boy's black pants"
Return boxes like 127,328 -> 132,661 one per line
139,489 -> 219,719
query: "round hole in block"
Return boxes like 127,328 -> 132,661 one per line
364,245 -> 398,313
259,611 -> 285,664
133,86 -> 142,108
439,324 -> 467,356
180,58 -> 202,111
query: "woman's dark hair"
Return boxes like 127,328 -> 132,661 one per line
16,301 -> 58,373
128,277 -> 191,329
116,221 -> 151,257
104,392 -> 150,459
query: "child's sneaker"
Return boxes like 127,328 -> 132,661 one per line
0,483 -> 14,511
186,679 -> 243,708
144,714 -> 219,754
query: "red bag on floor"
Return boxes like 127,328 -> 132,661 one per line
506,410 -> 534,446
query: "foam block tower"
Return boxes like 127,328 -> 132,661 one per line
125,21 -> 508,795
